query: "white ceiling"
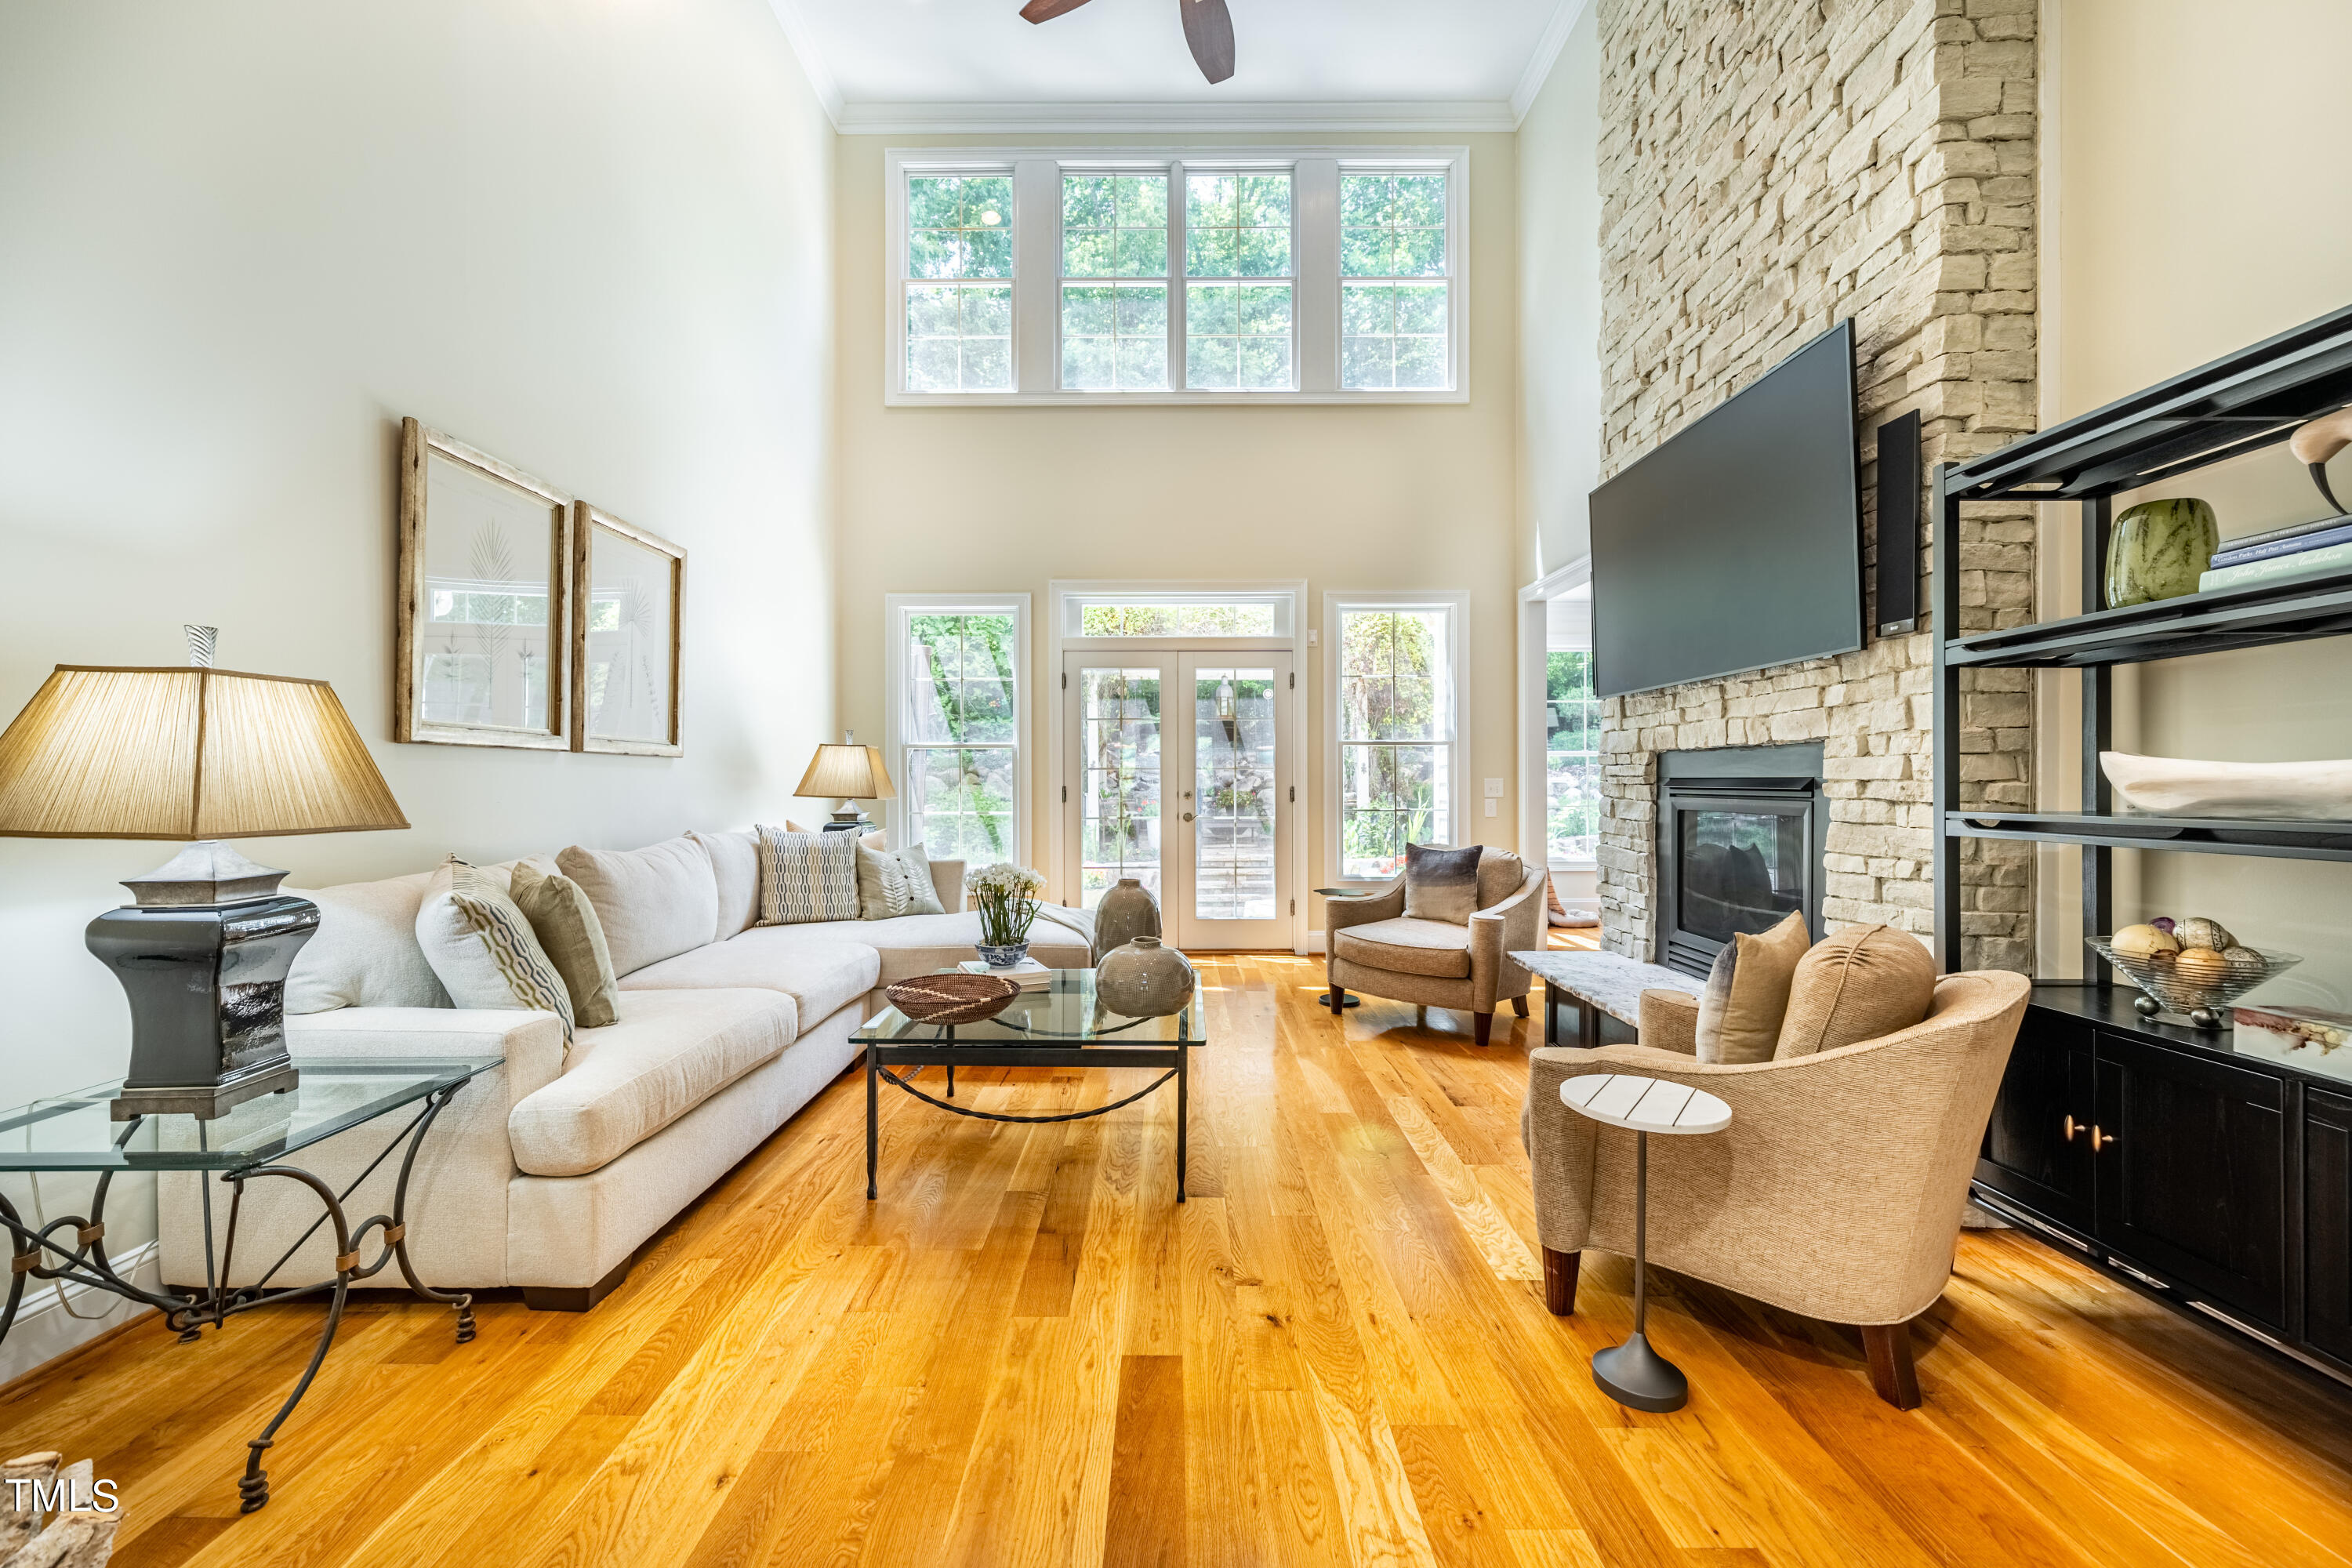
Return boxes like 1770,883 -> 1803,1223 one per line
768,0 -> 1588,131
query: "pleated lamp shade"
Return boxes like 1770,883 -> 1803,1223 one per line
0,666 -> 408,839
793,742 -> 897,802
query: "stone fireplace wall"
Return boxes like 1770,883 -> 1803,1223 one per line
1594,0 -> 2039,971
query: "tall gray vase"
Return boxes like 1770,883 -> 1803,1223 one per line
1092,877 -> 1161,963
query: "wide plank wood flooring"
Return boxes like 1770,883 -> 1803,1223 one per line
7,953 -> 2352,1566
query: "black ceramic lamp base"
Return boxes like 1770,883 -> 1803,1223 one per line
1592,1330 -> 1688,1413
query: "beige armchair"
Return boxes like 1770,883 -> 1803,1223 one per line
1325,856 -> 1546,1044
1519,969 -> 2029,1406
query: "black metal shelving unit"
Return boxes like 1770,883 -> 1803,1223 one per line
1932,302 -> 2352,1384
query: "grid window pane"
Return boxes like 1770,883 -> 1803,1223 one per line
909,745 -> 1017,863
902,612 -> 1019,862
1077,601 -> 1278,637
1339,172 -> 1449,390
1062,281 -> 1169,391
1339,608 -> 1453,879
1194,668 -> 1277,921
1547,650 -> 1600,863
1185,170 -> 1293,393
1079,669 -> 1163,909
1063,172 -> 1169,279
905,174 -> 1014,392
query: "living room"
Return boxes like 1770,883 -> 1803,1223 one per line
4,1 -> 2352,1564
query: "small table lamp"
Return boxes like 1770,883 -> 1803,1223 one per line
0,629 -> 408,1119
794,730 -> 896,832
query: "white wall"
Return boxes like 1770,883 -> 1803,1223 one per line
832,132 -> 1525,927
0,0 -> 836,1379
2040,0 -> 2352,1010
1514,2 -> 1602,583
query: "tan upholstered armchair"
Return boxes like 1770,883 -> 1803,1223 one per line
1326,856 -> 1546,1044
1520,970 -> 2029,1406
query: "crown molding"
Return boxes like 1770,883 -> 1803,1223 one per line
764,0 -> 844,127
837,98 -> 1519,136
1509,0 -> 1594,125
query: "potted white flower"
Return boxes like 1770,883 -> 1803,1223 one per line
967,862 -> 1045,969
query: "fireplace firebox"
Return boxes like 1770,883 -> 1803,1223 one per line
1657,744 -> 1828,979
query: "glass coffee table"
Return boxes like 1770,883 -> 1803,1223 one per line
0,1058 -> 495,1512
856,969 -> 1203,1202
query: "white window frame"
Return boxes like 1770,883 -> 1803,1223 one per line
883,592 -> 1032,869
884,146 -> 1469,408
1323,588 -> 1472,889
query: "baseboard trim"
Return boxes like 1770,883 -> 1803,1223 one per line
0,1240 -> 162,1391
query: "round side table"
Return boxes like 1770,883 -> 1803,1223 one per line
1311,888 -> 1365,1007
1560,1072 -> 1732,1413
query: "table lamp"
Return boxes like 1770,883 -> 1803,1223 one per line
0,629 -> 408,1119
793,730 -> 896,832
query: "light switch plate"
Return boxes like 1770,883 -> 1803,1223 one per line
1483,777 -> 1504,798
1483,798 -> 1497,817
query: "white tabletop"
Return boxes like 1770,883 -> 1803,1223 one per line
1560,1073 -> 1731,1135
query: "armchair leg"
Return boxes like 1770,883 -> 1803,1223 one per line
1860,1321 -> 1921,1410
1328,985 -> 1348,1014
1473,1011 -> 1493,1047
1512,996 -> 1530,1018
1541,1247 -> 1580,1316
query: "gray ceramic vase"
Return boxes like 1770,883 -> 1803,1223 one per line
1094,936 -> 1196,1018
1091,877 -> 1161,962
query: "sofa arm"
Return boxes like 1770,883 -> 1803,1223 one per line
289,1007 -> 566,1107
930,858 -> 967,913
1637,990 -> 1700,1055
1469,871 -> 1546,1010
1323,877 -> 1405,962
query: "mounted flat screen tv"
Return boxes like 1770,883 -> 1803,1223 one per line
1589,320 -> 1863,699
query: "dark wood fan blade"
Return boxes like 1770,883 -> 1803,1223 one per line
1179,0 -> 1235,83
1020,0 -> 1095,22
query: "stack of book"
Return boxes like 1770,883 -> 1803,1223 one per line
2198,513 -> 2352,593
959,956 -> 1054,990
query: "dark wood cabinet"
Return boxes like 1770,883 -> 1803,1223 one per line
2092,1032 -> 2287,1328
1976,988 -> 2350,1379
2307,1091 -> 2352,1365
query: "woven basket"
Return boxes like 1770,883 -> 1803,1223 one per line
886,971 -> 1022,1025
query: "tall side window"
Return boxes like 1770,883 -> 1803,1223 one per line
1185,171 -> 1294,392
905,172 -> 1014,393
1062,172 -> 1171,391
1334,603 -> 1459,879
1339,172 -> 1450,390
1546,651 -> 1599,865
898,608 -> 1023,862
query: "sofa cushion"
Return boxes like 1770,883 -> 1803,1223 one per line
1694,909 -> 1809,1065
557,835 -> 719,978
857,843 -> 946,920
756,825 -> 861,924
855,910 -> 1091,984
617,925 -> 881,1025
691,829 -> 762,943
1403,842 -> 1483,924
1777,922 -> 1936,1059
507,989 -> 797,1178
1334,916 -> 1472,979
510,862 -> 621,1029
285,870 -> 449,1014
416,858 -> 575,1048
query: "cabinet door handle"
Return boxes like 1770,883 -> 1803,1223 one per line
2090,1124 -> 2117,1152
2063,1114 -> 2083,1142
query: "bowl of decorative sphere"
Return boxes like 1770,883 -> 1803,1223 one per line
2090,916 -> 2299,1029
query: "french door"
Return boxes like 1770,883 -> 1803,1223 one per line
1063,652 -> 1294,949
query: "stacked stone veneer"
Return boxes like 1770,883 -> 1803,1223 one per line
1595,0 -> 2039,971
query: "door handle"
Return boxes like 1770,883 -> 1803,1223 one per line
1182,811 -> 1195,822
2063,1114 -> 2083,1142
2090,1124 -> 2116,1152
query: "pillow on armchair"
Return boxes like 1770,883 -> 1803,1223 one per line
1403,842 -> 1484,924
1776,922 -> 1936,1058
1693,909 -> 1810,1064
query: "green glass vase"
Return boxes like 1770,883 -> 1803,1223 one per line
2106,497 -> 2219,608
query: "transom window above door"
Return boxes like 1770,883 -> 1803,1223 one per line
885,148 -> 1468,406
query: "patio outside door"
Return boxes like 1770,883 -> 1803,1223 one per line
1064,652 -> 1293,950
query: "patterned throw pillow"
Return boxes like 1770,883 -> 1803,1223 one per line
415,855 -> 576,1052
755,825 -> 860,924
856,844 -> 946,920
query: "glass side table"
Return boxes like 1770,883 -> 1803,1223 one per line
0,1057 -> 495,1512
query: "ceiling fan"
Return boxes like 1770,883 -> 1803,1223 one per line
1019,0 -> 1236,86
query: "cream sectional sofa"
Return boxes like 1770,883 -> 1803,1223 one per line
157,829 -> 1091,1310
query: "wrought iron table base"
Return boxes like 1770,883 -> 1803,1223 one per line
0,1081 -> 476,1513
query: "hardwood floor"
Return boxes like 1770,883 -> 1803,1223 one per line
8,953 -> 2352,1566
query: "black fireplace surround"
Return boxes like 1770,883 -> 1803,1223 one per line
1657,743 -> 1828,979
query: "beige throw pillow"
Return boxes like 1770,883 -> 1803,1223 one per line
856,844 -> 946,920
1775,922 -> 1936,1059
510,863 -> 621,1029
555,835 -> 719,978
1693,910 -> 1810,1064
1403,842 -> 1484,924
414,856 -> 575,1052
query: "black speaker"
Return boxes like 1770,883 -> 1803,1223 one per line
1875,409 -> 1922,636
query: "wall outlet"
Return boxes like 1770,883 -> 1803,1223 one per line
1483,777 -> 1504,798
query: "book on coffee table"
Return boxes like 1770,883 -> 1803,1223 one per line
959,956 -> 1054,990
